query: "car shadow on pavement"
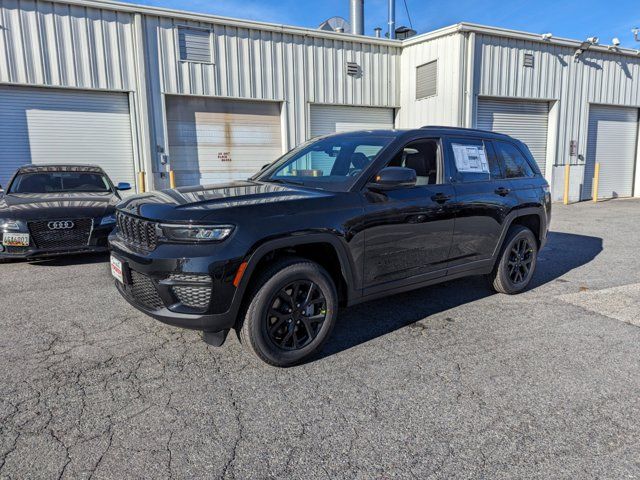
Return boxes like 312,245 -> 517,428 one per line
312,231 -> 603,363
25,252 -> 110,267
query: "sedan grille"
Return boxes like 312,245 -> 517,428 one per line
28,219 -> 92,249
129,271 -> 164,310
116,212 -> 158,250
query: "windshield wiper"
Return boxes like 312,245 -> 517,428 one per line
265,178 -> 304,186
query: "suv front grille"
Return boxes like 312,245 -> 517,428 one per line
116,212 -> 158,251
28,219 -> 92,249
129,271 -> 164,310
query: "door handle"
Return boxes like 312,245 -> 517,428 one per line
431,192 -> 452,203
495,187 -> 511,196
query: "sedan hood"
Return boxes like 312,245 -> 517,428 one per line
117,180 -> 331,222
0,192 -> 118,221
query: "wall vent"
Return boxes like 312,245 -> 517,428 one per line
178,26 -> 212,63
346,62 -> 362,77
416,60 -> 438,99
523,53 -> 535,68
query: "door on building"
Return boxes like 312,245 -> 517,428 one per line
165,96 -> 283,187
477,98 -> 550,177
583,105 -> 639,200
309,105 -> 395,138
0,86 -> 136,190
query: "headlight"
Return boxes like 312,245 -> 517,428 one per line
0,220 -> 20,230
100,214 -> 117,226
160,224 -> 234,242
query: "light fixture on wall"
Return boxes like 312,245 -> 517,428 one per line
541,33 -> 553,41
574,36 -> 599,62
608,37 -> 621,51
633,27 -> 639,42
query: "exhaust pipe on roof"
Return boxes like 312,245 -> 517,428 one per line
350,0 -> 364,35
388,0 -> 396,39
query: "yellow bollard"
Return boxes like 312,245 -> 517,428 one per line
563,164 -> 570,205
169,170 -> 176,189
137,171 -> 146,193
592,163 -> 600,203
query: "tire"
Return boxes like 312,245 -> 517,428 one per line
237,257 -> 338,367
489,225 -> 538,294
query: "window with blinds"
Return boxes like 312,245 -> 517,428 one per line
178,26 -> 212,63
416,60 -> 438,100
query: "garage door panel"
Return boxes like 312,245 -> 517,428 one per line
310,105 -> 395,138
477,99 -> 549,176
166,97 -> 283,187
0,86 -> 136,188
584,105 -> 638,200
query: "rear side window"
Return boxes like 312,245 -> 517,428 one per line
494,142 -> 535,178
448,138 -> 502,183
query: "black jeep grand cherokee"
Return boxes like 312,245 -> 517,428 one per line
109,127 -> 551,367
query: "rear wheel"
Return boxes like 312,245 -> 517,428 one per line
489,225 -> 538,294
237,258 -> 338,367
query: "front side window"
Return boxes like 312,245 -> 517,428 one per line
257,134 -> 394,192
9,172 -> 111,194
449,138 -> 502,183
494,142 -> 535,178
386,139 -> 440,186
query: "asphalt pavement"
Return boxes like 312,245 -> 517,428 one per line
1,199 -> 639,479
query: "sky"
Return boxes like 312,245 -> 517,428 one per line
134,0 -> 640,48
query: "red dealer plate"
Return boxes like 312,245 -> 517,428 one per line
110,256 -> 124,284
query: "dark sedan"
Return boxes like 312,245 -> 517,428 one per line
0,165 -> 131,260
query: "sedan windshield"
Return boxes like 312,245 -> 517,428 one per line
256,134 -> 395,192
9,172 -> 111,194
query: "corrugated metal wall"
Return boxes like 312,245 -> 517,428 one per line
397,32 -> 464,128
0,0 -> 136,90
147,15 -> 401,149
473,33 -> 640,173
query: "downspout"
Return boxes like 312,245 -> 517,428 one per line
462,31 -> 476,128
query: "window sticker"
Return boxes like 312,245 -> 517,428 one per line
452,144 -> 489,173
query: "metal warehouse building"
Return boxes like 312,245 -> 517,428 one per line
1,0 -> 640,202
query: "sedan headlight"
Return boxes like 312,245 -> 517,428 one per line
0,220 -> 20,230
160,224 -> 234,242
100,214 -> 117,226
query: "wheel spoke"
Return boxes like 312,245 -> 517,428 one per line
302,282 -> 316,307
269,317 -> 286,335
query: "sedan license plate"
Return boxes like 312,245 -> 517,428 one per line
2,233 -> 29,247
110,256 -> 124,284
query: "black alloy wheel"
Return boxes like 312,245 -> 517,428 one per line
266,280 -> 327,351
238,257 -> 338,367
489,225 -> 538,294
507,238 -> 534,284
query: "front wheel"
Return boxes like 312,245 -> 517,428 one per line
237,258 -> 338,367
489,225 -> 538,294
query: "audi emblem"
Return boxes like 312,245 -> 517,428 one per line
48,220 -> 75,230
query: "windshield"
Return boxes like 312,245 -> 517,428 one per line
256,134 -> 395,192
9,172 -> 111,194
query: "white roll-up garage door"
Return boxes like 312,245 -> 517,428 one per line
309,105 -> 395,138
166,96 -> 283,187
0,86 -> 136,189
583,105 -> 639,200
477,98 -> 549,176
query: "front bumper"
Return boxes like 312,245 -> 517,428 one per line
0,225 -> 112,259
109,235 -> 244,333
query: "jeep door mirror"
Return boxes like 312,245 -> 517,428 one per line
116,182 -> 132,191
368,167 -> 416,191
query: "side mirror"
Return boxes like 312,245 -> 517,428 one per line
116,182 -> 132,191
367,167 -> 416,191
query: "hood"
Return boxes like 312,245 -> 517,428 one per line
0,192 -> 118,221
117,180 -> 332,221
